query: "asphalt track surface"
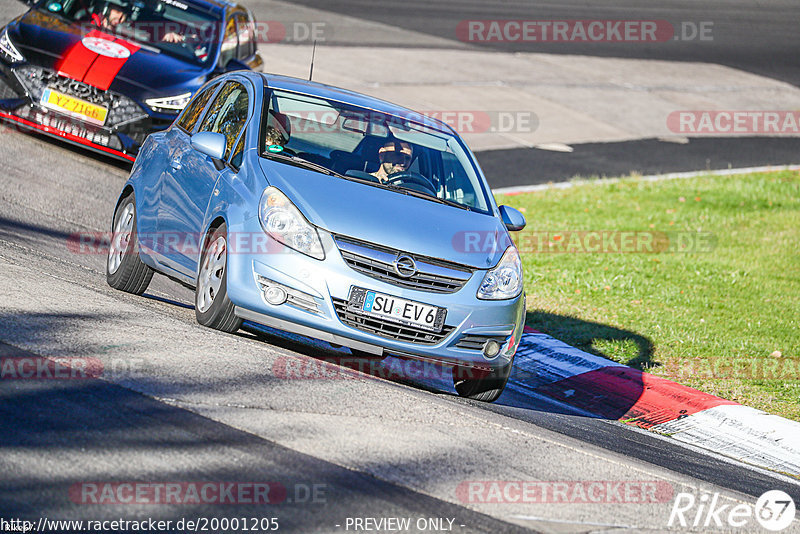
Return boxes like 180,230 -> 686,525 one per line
478,137 -> 800,188
2,1 -> 800,532
3,132 -> 800,529
289,0 -> 800,88
291,0 -> 800,186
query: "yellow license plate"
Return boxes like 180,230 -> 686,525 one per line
40,88 -> 108,126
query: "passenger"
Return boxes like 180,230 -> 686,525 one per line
264,111 -> 291,151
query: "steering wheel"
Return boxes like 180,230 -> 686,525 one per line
384,171 -> 437,195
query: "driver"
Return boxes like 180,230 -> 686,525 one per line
371,140 -> 412,183
92,4 -> 127,31
90,2 -> 185,43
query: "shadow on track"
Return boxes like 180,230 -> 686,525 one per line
525,310 -> 655,371
131,293 -> 658,421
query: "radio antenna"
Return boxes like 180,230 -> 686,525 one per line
308,40 -> 317,81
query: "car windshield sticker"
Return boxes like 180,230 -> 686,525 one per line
267,145 -> 284,153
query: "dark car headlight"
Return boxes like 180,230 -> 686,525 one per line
0,28 -> 24,63
145,93 -> 192,114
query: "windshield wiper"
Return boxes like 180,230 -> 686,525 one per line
390,185 -> 472,211
341,175 -> 471,211
262,152 -> 345,178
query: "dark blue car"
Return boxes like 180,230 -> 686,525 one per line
0,0 -> 262,161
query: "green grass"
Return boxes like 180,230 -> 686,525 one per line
499,170 -> 800,420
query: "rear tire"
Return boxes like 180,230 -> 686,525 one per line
195,223 -> 242,333
106,194 -> 154,295
452,359 -> 514,403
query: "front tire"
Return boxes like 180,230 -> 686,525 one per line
195,224 -> 242,333
106,194 -> 154,295
452,359 -> 514,403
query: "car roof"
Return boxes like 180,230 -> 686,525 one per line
252,72 -> 457,135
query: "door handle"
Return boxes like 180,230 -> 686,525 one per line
170,159 -> 182,171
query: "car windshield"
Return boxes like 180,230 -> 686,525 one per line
260,89 -> 492,213
42,0 -> 220,65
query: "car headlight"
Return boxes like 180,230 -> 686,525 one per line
477,246 -> 523,300
145,92 -> 192,113
259,187 -> 325,260
0,28 -> 24,63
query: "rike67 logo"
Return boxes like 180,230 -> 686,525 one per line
669,490 -> 796,531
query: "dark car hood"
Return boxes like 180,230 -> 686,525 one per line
259,158 -> 506,270
9,10 -> 208,100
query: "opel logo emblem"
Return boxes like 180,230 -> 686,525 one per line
394,254 -> 417,278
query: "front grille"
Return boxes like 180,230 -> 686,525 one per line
13,105 -> 123,150
455,333 -> 510,351
14,66 -> 147,127
332,297 -> 455,345
335,236 -> 473,294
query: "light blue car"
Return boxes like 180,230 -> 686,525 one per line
107,71 -> 527,402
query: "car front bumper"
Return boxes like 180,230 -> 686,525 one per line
0,63 -> 172,162
224,218 -> 526,371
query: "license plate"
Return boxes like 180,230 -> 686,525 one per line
40,88 -> 108,126
347,287 -> 446,333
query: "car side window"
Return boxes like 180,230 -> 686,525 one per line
219,14 -> 238,67
176,83 -> 218,132
235,12 -> 255,60
199,81 -> 249,160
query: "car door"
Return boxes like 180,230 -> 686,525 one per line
160,79 -> 251,278
154,81 -> 220,276
218,12 -> 239,70
235,9 -> 263,71
217,8 -> 262,73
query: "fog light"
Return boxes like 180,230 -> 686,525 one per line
264,285 -> 287,305
483,339 -> 501,359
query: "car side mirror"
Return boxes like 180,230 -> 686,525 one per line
499,205 -> 526,232
191,131 -> 226,161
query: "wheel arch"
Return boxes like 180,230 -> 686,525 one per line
114,185 -> 135,215
197,215 -> 229,274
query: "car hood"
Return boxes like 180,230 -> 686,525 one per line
259,159 -> 507,270
9,10 -> 208,99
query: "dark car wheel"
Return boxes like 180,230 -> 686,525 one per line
195,223 -> 242,333
452,358 -> 514,403
106,194 -> 154,295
